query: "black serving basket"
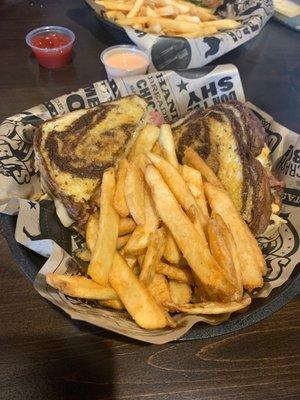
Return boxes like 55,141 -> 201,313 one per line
1,213 -> 299,341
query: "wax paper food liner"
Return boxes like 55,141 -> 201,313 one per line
0,65 -> 299,344
86,0 -> 273,71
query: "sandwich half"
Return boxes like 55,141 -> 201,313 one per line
172,101 -> 283,235
34,95 -> 150,228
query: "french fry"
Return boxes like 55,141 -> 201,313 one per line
46,274 -> 119,300
117,233 -> 131,250
147,22 -> 162,34
109,252 -> 169,329
124,162 -> 145,225
146,5 -> 158,16
140,227 -> 166,285
176,15 -> 200,23
165,296 -> 252,315
181,164 -> 209,217
147,152 -> 197,214
100,299 -> 124,311
159,124 -> 179,169
148,273 -> 171,305
204,182 -> 265,290
147,152 -> 207,240
114,158 -> 130,218
88,168 -> 119,286
74,248 -> 91,262
124,225 -> 148,255
105,10 -> 126,20
96,1 -> 133,12
157,262 -> 193,284
132,153 -> 151,175
208,218 -> 243,300
145,165 -> 236,301
169,280 -> 192,304
201,19 -> 241,30
213,212 -> 243,299
119,217 -> 136,235
156,5 -> 178,16
86,212 -> 99,252
152,141 -> 162,156
183,147 -> 223,188
127,0 -> 145,17
124,188 -> 159,254
163,229 -> 181,265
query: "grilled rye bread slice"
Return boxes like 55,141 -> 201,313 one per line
172,101 -> 278,235
34,95 -> 149,227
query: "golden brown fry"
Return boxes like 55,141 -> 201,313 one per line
187,204 -> 208,242
207,218 -> 243,300
74,248 -> 91,262
163,230 -> 181,265
124,187 -> 159,255
169,280 -> 192,304
114,158 -> 130,218
100,299 -> 124,311
204,182 -> 265,290
176,15 -> 200,23
147,152 -> 197,214
129,0 -> 145,17
119,217 -> 136,236
117,234 -> 131,250
88,168 -> 119,286
156,5 -> 178,16
157,262 -> 193,284
139,228 -> 166,285
105,10 -> 126,20
213,212 -> 243,298
46,274 -> 119,300
145,165 -> 235,301
148,273 -> 171,305
152,141 -> 162,156
181,164 -> 209,217
109,252 -> 169,329
96,1 -> 133,12
124,162 -> 145,225
159,124 -> 179,169
201,19 -> 241,30
124,225 -> 148,255
129,124 -> 160,160
183,148 -> 223,188
132,153 -> 151,175
165,296 -> 252,315
86,212 -> 99,252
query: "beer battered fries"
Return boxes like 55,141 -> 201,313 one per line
95,0 -> 240,38
47,122 -> 270,331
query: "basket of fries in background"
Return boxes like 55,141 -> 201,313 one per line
86,0 -> 274,70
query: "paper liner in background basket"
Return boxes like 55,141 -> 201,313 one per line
0,64 -> 299,344
86,0 -> 273,71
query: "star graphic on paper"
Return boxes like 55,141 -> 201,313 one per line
28,201 -> 37,209
177,80 -> 189,93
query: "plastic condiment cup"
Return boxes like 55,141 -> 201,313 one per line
25,26 -> 75,69
100,45 -> 150,79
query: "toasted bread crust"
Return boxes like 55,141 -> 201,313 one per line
172,101 -> 274,235
34,96 -> 149,227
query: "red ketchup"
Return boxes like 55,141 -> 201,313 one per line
26,27 -> 75,68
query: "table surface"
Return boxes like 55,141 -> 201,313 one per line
0,1 -> 299,399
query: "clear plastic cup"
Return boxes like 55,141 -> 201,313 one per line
25,26 -> 75,69
100,45 -> 150,79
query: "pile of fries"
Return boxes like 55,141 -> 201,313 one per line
47,123 -> 267,330
95,0 -> 240,38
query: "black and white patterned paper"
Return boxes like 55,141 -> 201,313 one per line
86,0 -> 273,70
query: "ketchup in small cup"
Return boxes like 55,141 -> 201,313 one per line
101,45 -> 150,79
26,26 -> 75,68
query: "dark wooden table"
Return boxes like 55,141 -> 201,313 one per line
0,1 -> 299,399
